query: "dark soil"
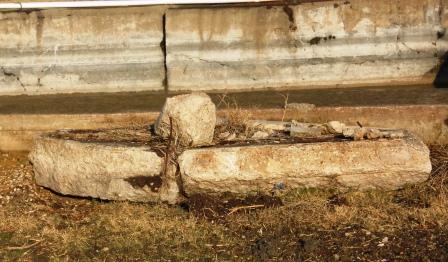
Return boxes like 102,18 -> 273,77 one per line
184,194 -> 283,221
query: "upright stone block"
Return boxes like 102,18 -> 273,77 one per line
155,93 -> 216,147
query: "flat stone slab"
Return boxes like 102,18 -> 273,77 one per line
179,132 -> 432,196
29,134 -> 178,203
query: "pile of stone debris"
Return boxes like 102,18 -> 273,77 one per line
244,119 -> 406,142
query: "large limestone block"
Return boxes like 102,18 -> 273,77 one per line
155,93 -> 216,146
29,136 -> 179,203
179,132 -> 431,195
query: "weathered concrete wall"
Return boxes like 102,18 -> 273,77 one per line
167,0 -> 448,91
0,7 -> 165,94
439,0 -> 448,62
1,1 -> 448,94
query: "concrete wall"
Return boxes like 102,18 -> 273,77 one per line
0,0 -> 448,94
0,7 -> 165,94
167,0 -> 448,91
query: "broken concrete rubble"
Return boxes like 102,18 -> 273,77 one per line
366,128 -> 383,140
155,92 -> 216,147
251,131 -> 270,139
245,119 -> 404,142
353,127 -> 367,141
247,120 -> 290,132
290,122 -> 325,137
326,121 -> 346,134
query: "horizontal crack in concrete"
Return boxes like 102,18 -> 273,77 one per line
177,54 -> 232,68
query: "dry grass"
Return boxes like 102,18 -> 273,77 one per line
0,145 -> 448,260
215,94 -> 255,138
429,145 -> 448,196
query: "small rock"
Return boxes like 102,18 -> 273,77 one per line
226,133 -> 237,141
366,128 -> 383,140
246,120 -> 289,132
382,131 -> 392,138
390,131 -> 405,139
290,122 -> 324,137
382,130 -> 405,139
326,121 -> 345,134
353,127 -> 367,141
274,182 -> 286,190
237,134 -> 247,140
218,131 -> 231,139
251,131 -> 270,139
342,127 -> 355,138
155,92 -> 216,147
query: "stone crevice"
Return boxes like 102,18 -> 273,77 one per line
160,12 -> 168,93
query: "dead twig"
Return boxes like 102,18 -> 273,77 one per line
279,93 -> 289,122
227,204 -> 264,215
6,240 -> 43,250
162,117 -> 176,177
216,93 -> 229,108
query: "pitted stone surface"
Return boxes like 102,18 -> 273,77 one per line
179,132 -> 432,196
29,136 -> 180,203
155,93 -> 216,147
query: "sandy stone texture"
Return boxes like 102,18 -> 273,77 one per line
179,132 -> 432,196
29,136 -> 181,203
155,92 -> 216,147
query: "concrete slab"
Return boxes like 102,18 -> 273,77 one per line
179,132 -> 432,196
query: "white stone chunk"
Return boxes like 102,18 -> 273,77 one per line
155,92 -> 216,147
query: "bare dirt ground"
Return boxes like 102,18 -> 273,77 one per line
1,146 -> 448,261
